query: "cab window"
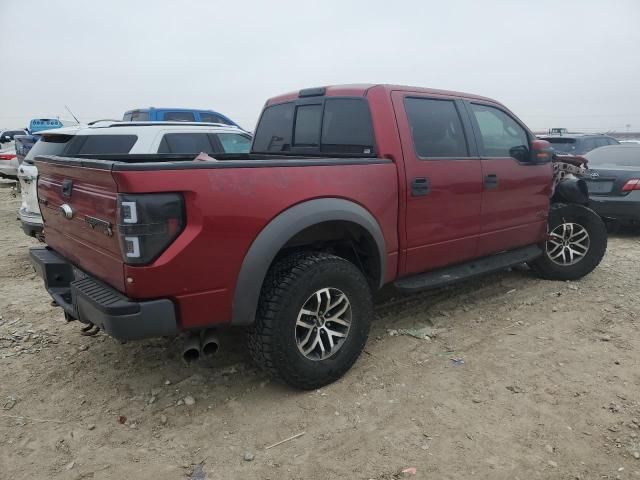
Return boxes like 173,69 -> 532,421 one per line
470,104 -> 529,159
404,98 -> 469,158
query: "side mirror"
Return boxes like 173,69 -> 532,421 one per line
0,135 -> 10,143
509,145 -> 529,163
529,139 -> 553,163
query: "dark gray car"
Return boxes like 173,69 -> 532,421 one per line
585,145 -> 640,226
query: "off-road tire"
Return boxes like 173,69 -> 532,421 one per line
248,252 -> 373,390
529,203 -> 607,281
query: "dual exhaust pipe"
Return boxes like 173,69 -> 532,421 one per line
182,330 -> 219,363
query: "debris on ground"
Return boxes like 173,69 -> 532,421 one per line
506,385 -> 525,394
265,431 -> 306,450
450,357 -> 465,366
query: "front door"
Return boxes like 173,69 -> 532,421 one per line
465,102 -> 553,256
392,92 -> 483,276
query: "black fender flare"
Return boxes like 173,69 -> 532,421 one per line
231,198 -> 386,326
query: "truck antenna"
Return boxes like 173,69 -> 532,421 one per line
64,105 -> 81,124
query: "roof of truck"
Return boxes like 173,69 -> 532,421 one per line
265,84 -> 498,106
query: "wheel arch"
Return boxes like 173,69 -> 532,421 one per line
231,198 -> 386,326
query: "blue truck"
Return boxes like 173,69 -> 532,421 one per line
122,107 -> 240,127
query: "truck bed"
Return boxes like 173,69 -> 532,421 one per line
34,153 -> 399,330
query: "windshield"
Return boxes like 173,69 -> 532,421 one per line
586,146 -> 640,167
545,138 -> 577,154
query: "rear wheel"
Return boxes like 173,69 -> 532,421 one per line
529,204 -> 607,281
248,252 -> 373,390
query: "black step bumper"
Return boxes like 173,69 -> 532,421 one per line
30,247 -> 177,340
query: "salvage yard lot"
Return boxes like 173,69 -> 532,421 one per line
0,185 -> 639,480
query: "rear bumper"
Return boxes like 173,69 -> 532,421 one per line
19,209 -> 43,237
30,246 -> 177,340
589,191 -> 640,223
21,220 -> 44,238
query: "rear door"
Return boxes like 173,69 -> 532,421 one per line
392,92 -> 483,275
465,102 -> 552,256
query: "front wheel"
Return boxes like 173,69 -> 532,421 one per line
529,203 -> 607,281
248,252 -> 373,390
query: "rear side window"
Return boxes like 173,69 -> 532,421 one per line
216,133 -> 252,153
200,113 -> 231,125
253,98 -> 375,155
158,133 -> 219,154
470,104 -> 529,158
163,111 -> 195,122
404,98 -> 468,158
64,135 -> 138,155
322,98 -> 375,153
25,134 -> 73,161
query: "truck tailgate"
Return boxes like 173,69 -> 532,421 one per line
36,160 -> 124,292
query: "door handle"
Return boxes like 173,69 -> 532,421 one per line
411,177 -> 430,196
484,174 -> 498,189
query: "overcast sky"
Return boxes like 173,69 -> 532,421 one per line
1,0 -> 639,132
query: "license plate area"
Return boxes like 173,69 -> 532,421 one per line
586,180 -> 614,194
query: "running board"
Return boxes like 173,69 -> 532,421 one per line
394,244 -> 542,293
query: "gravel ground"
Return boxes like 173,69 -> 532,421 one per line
1,184 -> 639,480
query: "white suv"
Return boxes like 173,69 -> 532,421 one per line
18,121 -> 252,238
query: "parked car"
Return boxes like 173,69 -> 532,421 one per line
17,121 -> 252,238
584,144 -> 640,227
0,128 -> 28,143
538,133 -> 619,155
30,84 -> 607,389
14,119 -> 68,166
123,107 -> 240,127
0,144 -> 18,179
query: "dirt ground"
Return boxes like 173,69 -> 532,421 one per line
0,184 -> 639,480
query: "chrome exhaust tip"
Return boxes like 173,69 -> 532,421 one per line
182,334 -> 201,363
201,330 -> 219,357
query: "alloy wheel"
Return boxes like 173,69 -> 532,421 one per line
295,287 -> 352,361
546,222 -> 590,266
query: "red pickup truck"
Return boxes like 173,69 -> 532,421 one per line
31,84 -> 607,389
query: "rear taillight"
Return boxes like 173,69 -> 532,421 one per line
622,179 -> 640,192
0,154 -> 16,160
116,193 -> 185,265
